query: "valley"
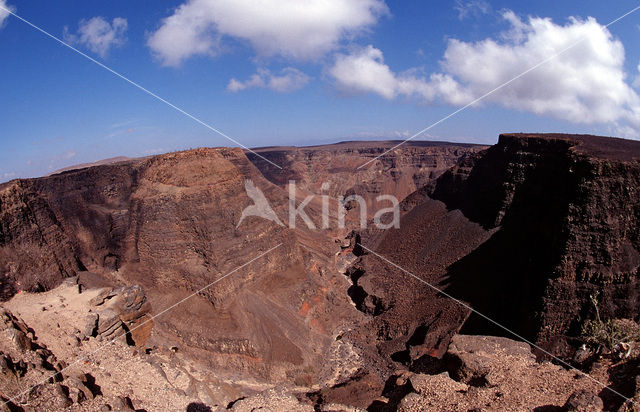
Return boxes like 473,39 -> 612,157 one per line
0,135 -> 639,411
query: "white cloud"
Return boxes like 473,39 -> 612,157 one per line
329,46 -> 398,99
351,129 -> 414,139
64,17 -> 128,58
228,67 -> 310,93
613,124 -> 639,139
454,0 -> 490,20
330,12 -> 640,132
0,0 -> 15,28
148,0 -> 388,66
439,12 -> 640,127
329,45 -> 472,103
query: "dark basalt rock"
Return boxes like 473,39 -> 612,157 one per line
347,133 -> 640,378
431,134 -> 640,355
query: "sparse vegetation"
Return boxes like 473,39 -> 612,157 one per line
580,293 -> 640,358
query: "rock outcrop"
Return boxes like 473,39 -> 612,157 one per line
0,307 -> 97,411
87,285 -> 153,346
1,281 -> 258,411
430,134 -> 640,354
247,140 -> 486,225
348,134 -> 640,377
2,135 -> 639,410
392,335 -> 604,412
0,142 -> 481,388
0,147 -> 350,385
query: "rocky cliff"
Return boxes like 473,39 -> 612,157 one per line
350,134 -> 640,375
0,147 -> 357,386
0,141 -> 482,395
432,133 -> 640,354
2,135 -> 638,410
247,140 -> 486,223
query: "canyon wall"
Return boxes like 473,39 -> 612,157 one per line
2,135 -> 638,403
247,140 -> 487,220
0,142 -> 481,388
350,133 -> 640,369
432,134 -> 640,354
0,148 -> 354,384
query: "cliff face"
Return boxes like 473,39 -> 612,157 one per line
3,135 -> 637,406
431,134 -> 640,353
345,133 -> 640,375
247,140 -> 487,222
0,141 -> 482,389
0,179 -> 85,298
0,148 -> 361,384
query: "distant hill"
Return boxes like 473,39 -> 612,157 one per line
47,156 -> 133,176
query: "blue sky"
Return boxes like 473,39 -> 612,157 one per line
1,0 -> 640,180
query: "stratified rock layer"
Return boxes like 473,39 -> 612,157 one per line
247,140 -> 486,222
432,134 -> 640,354
351,134 -> 640,371
0,147 -> 350,384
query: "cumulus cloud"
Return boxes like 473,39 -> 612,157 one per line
329,45 -> 472,103
454,0 -> 490,20
330,46 -> 398,99
148,0 -> 388,66
330,12 -> 640,131
228,67 -> 310,93
64,17 -> 127,58
0,0 -> 15,28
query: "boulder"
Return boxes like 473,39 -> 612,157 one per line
84,312 -> 99,337
81,286 -> 153,346
109,396 -> 136,411
89,288 -> 113,307
444,335 -> 534,385
97,286 -> 153,346
563,389 -> 604,412
64,376 -> 94,403
96,309 -> 125,341
8,328 -> 30,352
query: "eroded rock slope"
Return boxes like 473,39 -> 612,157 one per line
350,134 -> 640,378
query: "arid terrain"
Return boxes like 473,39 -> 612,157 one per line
1,135 -> 639,411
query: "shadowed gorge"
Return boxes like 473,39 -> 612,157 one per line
348,134 -> 640,378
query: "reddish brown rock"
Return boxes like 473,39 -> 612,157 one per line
348,133 -> 640,375
2,135 -> 638,409
564,389 -> 604,412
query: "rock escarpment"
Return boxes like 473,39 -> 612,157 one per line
0,147 -> 353,385
0,141 -> 483,386
349,134 -> 640,376
431,134 -> 640,354
247,140 -> 486,223
2,135 -> 639,410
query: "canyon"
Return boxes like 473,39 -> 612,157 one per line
0,135 -> 639,411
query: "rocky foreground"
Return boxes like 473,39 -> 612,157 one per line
1,279 -> 636,411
